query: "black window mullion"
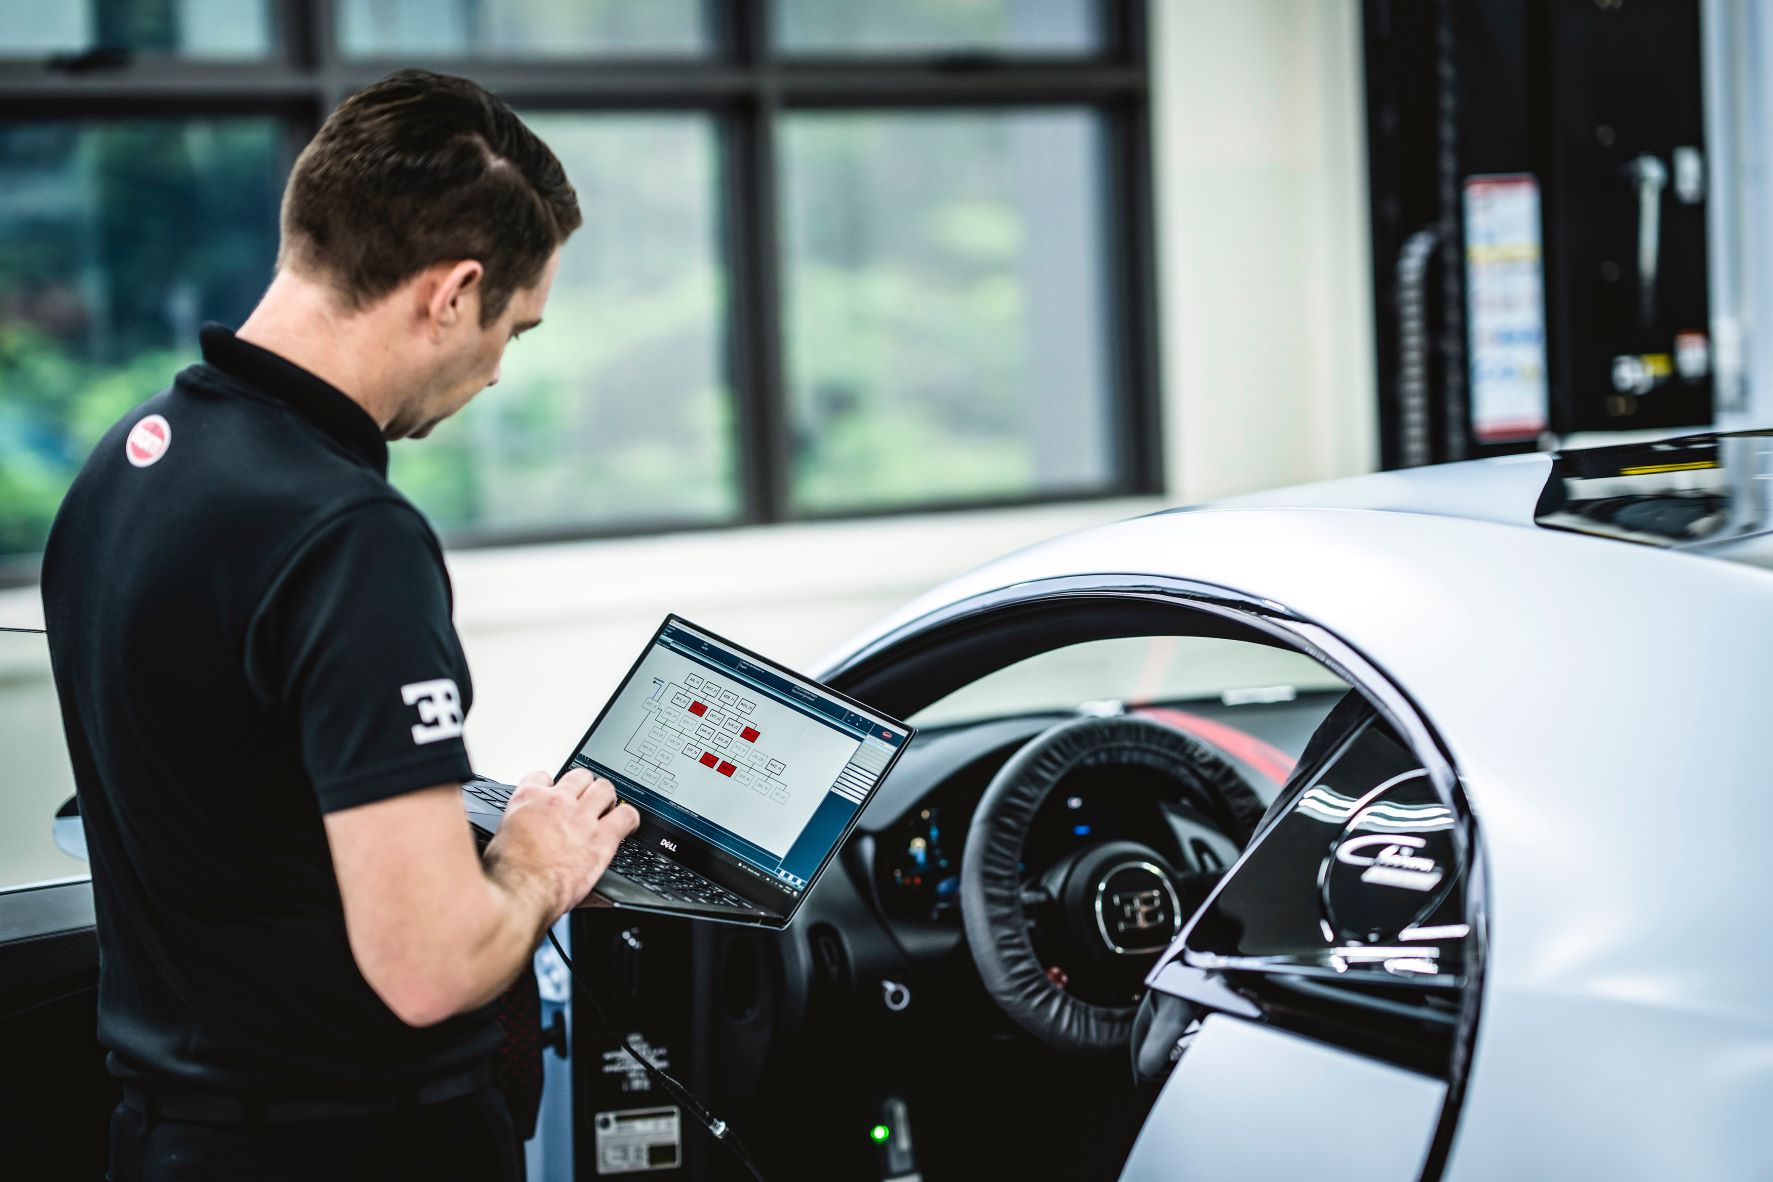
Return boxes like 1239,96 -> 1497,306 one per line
725,0 -> 792,525
706,0 -> 743,63
282,0 -> 330,148
1120,0 -> 1164,495
1103,0 -> 1142,65
277,0 -> 316,70
299,0 -> 354,115
1105,94 -> 1165,495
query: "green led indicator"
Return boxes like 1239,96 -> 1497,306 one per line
870,1124 -> 891,1144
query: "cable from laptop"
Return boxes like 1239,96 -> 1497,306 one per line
546,929 -> 766,1182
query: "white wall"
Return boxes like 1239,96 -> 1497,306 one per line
1153,0 -> 1378,502
0,0 -> 1378,829
443,501 -> 1159,778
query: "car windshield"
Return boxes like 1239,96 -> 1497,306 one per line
0,627 -> 85,889
909,634 -> 1349,728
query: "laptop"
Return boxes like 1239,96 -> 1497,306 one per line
461,615 -> 915,928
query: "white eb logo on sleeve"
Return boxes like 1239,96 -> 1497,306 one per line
401,679 -> 464,745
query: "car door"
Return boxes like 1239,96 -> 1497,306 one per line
0,626 -> 111,1180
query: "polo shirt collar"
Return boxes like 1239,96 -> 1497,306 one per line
199,323 -> 390,476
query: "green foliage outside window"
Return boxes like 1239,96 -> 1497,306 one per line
0,119 -> 280,563
0,103 -> 1116,562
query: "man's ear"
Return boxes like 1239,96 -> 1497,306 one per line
425,260 -> 485,334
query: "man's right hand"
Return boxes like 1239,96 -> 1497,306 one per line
484,768 -> 640,918
326,770 -> 639,1027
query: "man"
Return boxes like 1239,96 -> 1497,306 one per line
40,70 -> 637,1180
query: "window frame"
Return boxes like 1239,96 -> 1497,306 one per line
0,0 -> 1162,575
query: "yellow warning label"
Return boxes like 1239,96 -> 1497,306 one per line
1465,243 -> 1542,265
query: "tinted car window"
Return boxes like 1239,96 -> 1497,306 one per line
1187,717 -> 1465,971
1174,714 -> 1471,1074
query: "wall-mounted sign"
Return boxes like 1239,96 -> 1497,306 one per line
1464,174 -> 1551,443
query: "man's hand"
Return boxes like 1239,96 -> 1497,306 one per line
484,768 -> 639,917
324,770 -> 635,1028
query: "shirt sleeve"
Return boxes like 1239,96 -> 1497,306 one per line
252,498 -> 474,813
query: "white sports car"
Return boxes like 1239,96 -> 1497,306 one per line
5,430 -> 1768,1181
793,428 -> 1772,1181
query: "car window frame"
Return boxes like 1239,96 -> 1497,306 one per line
816,574 -> 1485,1182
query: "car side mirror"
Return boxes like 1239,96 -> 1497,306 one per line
53,794 -> 87,862
1130,989 -> 1198,1085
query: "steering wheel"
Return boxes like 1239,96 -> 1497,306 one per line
959,715 -> 1267,1055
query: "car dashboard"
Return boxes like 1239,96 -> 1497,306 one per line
844,693 -> 1344,953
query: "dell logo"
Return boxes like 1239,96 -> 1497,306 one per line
659,838 -> 678,852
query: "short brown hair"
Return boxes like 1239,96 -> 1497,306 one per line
279,69 -> 581,324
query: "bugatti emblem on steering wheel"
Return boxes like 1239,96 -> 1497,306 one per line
1094,861 -> 1182,955
1117,888 -> 1169,933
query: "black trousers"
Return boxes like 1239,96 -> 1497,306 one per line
107,1086 -> 522,1181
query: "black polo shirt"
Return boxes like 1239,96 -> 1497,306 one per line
41,325 -> 501,1092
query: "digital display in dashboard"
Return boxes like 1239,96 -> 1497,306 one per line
880,759 -> 1212,921
887,805 -> 960,913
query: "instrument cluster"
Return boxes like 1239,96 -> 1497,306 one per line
878,757 -> 1177,921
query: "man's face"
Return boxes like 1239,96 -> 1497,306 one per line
391,249 -> 561,440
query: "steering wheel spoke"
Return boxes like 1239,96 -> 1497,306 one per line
1017,883 -> 1057,934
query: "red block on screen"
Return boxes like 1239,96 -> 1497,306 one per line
688,701 -> 708,716
741,727 -> 760,743
717,761 -> 736,777
699,752 -> 718,768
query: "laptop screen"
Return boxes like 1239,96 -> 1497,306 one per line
564,617 -> 911,909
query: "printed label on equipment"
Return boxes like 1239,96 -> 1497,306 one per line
594,1105 -> 682,1174
601,1033 -> 670,1094
1463,173 -> 1550,443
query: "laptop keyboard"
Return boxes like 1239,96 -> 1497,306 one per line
464,777 -> 512,806
610,841 -> 750,910
464,777 -> 751,911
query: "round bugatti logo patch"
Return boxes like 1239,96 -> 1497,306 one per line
126,414 -> 171,468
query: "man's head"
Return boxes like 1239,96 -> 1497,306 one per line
277,69 -> 581,438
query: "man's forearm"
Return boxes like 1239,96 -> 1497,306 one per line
373,864 -> 556,1027
326,786 -> 564,1028
327,776 -> 631,1028
453,851 -> 563,1011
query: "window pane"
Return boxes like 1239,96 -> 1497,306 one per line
390,114 -> 736,535
0,0 -> 274,59
911,636 -> 1349,730
774,0 -> 1101,56
337,0 -> 707,58
0,118 -> 283,562
779,110 -> 1115,512
0,630 -> 86,889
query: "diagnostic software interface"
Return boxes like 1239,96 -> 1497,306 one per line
571,619 -> 908,897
